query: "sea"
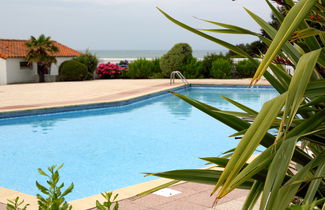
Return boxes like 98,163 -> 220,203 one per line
86,50 -> 227,63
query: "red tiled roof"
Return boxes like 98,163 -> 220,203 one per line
0,39 -> 81,59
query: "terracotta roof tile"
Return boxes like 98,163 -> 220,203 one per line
0,39 -> 81,59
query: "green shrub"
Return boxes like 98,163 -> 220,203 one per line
148,58 -> 164,78
201,53 -> 226,77
160,43 -> 193,77
127,58 -> 158,79
73,50 -> 98,75
85,72 -> 94,80
59,60 -> 88,81
150,58 -> 161,75
210,58 -> 232,79
235,59 -> 259,78
181,58 -> 203,79
127,59 -> 149,79
150,72 -> 164,78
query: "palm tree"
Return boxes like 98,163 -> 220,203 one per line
25,34 -> 59,82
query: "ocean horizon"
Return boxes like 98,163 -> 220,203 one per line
86,50 -> 227,59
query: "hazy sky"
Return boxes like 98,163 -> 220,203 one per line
1,0 -> 273,51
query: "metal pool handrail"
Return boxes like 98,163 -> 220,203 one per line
170,71 -> 190,86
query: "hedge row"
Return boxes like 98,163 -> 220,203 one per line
117,57 -> 259,79
58,44 -> 260,81
104,43 -> 259,79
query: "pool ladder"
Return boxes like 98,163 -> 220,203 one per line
170,71 -> 190,87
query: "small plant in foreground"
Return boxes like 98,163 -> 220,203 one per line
96,192 -> 119,210
36,164 -> 74,210
7,197 -> 29,210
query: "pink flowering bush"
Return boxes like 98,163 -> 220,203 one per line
96,63 -> 128,79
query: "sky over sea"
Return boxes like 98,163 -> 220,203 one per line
1,0 -> 272,51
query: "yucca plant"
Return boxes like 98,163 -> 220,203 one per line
147,0 -> 325,209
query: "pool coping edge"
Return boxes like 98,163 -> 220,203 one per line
0,84 -> 272,119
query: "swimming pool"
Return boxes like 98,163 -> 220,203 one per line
0,86 -> 277,200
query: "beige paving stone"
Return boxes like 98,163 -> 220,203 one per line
0,203 -> 6,210
152,199 -> 207,210
173,182 -> 214,193
128,194 -> 176,208
0,79 -> 269,112
180,190 -> 216,208
217,189 -> 249,205
70,178 -> 175,209
118,200 -> 154,210
215,195 -> 260,210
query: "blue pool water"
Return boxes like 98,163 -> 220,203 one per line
0,87 -> 277,200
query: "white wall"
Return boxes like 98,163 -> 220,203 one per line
50,57 -> 74,75
6,58 -> 36,84
0,58 -> 7,85
3,57 -> 74,84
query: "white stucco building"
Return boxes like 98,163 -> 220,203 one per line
0,39 -> 81,85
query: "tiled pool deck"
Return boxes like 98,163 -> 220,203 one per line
0,79 -> 268,209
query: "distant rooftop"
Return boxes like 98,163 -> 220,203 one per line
0,39 -> 81,59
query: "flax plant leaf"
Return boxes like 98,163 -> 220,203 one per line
214,93 -> 287,198
249,0 -> 317,84
220,96 -> 258,115
136,180 -> 180,198
245,8 -> 301,66
291,28 -> 325,41
265,0 -> 284,23
199,29 -> 250,34
242,180 -> 263,210
272,152 -> 325,209
195,18 -> 259,36
146,169 -> 254,189
283,49 -> 322,129
260,136 -> 299,210
303,162 -> 325,204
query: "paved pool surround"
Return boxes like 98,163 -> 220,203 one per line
0,79 -> 268,209
0,79 -> 270,116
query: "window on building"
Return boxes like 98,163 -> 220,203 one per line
20,61 -> 32,69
